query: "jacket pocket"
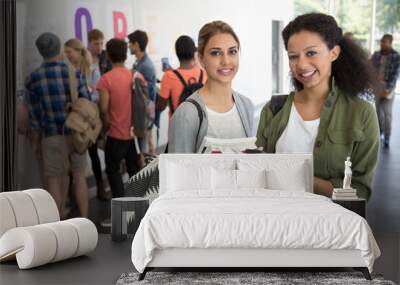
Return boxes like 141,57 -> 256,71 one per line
327,129 -> 365,172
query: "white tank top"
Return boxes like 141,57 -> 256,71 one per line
276,103 -> 320,153
206,104 -> 247,139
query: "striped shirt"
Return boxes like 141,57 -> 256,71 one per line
24,61 -> 89,137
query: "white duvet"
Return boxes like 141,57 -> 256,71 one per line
131,190 -> 380,273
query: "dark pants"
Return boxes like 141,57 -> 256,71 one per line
105,137 -> 140,198
375,94 -> 395,141
88,141 -> 103,186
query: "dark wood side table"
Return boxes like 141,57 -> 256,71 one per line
332,198 -> 366,218
111,197 -> 149,242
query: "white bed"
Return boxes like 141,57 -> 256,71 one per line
131,154 -> 380,280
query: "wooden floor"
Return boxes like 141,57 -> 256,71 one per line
1,97 -> 399,285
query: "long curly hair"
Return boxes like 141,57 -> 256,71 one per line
282,13 -> 377,96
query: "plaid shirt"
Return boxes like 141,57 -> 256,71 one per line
371,49 -> 400,91
25,61 -> 89,137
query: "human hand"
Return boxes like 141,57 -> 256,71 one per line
130,127 -> 136,138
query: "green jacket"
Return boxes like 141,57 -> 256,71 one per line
256,86 -> 380,200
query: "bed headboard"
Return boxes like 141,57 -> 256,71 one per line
159,154 -> 314,194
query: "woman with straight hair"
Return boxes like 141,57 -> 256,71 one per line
168,21 -> 254,153
256,13 -> 379,200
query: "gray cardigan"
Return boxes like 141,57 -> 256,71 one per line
168,90 -> 254,153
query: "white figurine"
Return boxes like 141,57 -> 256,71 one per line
343,157 -> 352,189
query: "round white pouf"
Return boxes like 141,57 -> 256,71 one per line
0,192 -> 39,227
0,225 -> 57,269
42,221 -> 79,262
65,218 -> 98,257
0,218 -> 98,269
23,189 -> 60,223
0,196 -> 17,237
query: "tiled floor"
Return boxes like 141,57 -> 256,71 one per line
1,97 -> 399,284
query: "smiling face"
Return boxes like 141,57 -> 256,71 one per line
200,32 -> 239,85
287,30 -> 340,91
64,46 -> 81,65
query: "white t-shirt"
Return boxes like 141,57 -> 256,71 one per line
206,104 -> 246,139
276,103 -> 320,154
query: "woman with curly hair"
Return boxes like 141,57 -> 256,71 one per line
256,13 -> 379,200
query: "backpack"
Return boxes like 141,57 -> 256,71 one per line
270,94 -> 288,116
125,98 -> 204,198
131,71 -> 155,138
164,98 -> 204,153
65,66 -> 102,154
171,69 -> 204,113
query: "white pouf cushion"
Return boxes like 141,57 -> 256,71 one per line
66,218 -> 98,257
42,222 -> 79,262
23,189 -> 59,223
0,196 -> 17,237
0,226 -> 57,268
0,219 -> 98,269
0,191 -> 39,228
0,189 -> 60,238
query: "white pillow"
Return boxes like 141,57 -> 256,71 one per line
211,168 -> 237,190
236,169 -> 268,189
266,162 -> 307,191
168,162 -> 212,191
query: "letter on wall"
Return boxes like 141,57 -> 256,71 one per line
113,11 -> 127,39
75,7 -> 93,41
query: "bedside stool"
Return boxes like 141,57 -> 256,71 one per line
111,197 -> 149,242
332,198 -> 366,218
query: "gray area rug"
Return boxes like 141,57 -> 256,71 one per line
116,271 -> 396,285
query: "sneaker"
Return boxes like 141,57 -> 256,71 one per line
383,139 -> 390,148
100,218 -> 111,228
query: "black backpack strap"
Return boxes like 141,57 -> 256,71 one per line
198,69 -> 203,83
164,98 -> 204,154
270,95 -> 288,116
172,70 -> 187,87
186,98 -> 204,150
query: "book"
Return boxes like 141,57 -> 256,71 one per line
198,137 -> 257,154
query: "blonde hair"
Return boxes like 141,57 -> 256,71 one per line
197,21 -> 240,56
64,38 -> 92,77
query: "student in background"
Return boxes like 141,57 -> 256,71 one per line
87,29 -> 112,75
128,30 -> 157,155
256,13 -> 379,200
25,33 -> 90,217
158,35 -> 207,115
168,21 -> 254,153
98,39 -> 140,201
371,34 -> 400,148
85,29 -> 112,200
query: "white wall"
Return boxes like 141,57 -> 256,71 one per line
132,0 -> 294,105
16,0 -> 135,90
